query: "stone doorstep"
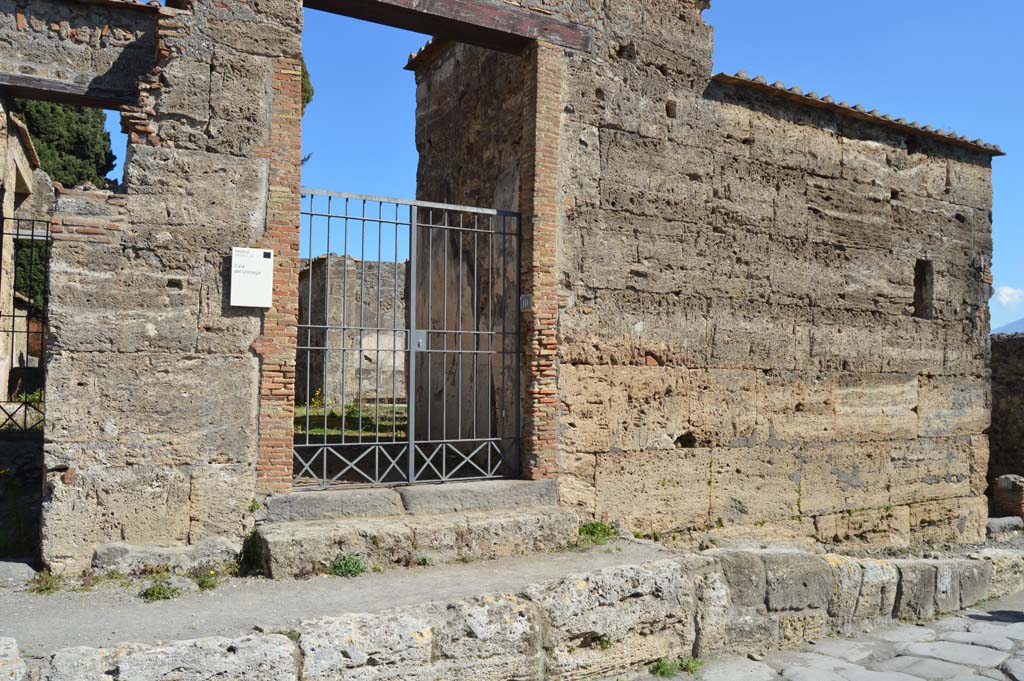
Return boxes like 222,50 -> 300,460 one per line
261,478 -> 559,523
256,505 -> 579,578
9,546 -> 1024,681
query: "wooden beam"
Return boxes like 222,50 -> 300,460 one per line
303,0 -> 594,53
0,74 -> 135,109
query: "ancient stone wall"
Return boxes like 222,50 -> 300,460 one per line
296,255 -> 408,410
415,0 -> 996,544
991,334 -> 1024,484
0,0 -> 157,105
9,0 -> 306,571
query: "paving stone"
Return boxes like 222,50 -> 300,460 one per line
895,642 -> 1010,668
0,562 -> 35,588
807,639 -> 895,664
934,617 -> 973,633
838,669 -> 921,681
972,623 -> 1024,642
699,656 -> 779,680
942,631 -> 1016,652
877,654 -> 976,679
870,626 -> 938,644
1003,656 -> 1024,681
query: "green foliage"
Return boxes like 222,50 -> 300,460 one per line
277,629 -> 302,642
29,571 -> 63,595
13,241 -> 50,317
13,100 -> 115,188
327,552 -> 367,578
248,498 -> 261,513
301,56 -> 315,115
648,656 -> 702,677
139,582 -> 182,603
578,522 -> 615,545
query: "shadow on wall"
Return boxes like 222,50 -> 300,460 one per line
990,334 -> 1024,486
0,435 -> 43,562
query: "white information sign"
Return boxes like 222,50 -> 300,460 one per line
230,247 -> 274,308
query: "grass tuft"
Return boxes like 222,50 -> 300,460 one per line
327,552 -> 367,578
578,522 -> 615,546
139,582 -> 183,603
29,571 -> 63,595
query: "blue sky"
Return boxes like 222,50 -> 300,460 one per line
105,1 -> 1022,328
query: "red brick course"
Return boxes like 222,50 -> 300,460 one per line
253,56 -> 303,492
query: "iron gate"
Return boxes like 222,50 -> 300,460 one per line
294,190 -> 521,488
0,217 -> 49,433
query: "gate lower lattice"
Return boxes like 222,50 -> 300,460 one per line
294,190 -> 521,488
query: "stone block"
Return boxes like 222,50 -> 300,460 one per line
796,442 -> 892,517
694,572 -> 730,656
958,559 -> 993,608
763,551 -> 833,612
907,495 -> 987,543
833,373 -> 918,441
0,638 -> 25,681
397,479 -> 558,515
971,548 -> 1024,599
918,374 -> 990,438
709,447 -> 801,524
889,436 -> 973,507
592,449 -> 712,535
824,554 -> 862,629
703,549 -> 766,608
263,489 -> 406,522
777,610 -> 829,648
301,596 -> 540,680
853,559 -> 899,622
116,635 -> 296,681
187,464 -> 256,542
524,559 -> 700,679
92,538 -> 241,574
988,516 -> 1024,537
0,562 -> 35,588
257,508 -> 577,578
892,560 -> 937,620
45,645 -> 145,681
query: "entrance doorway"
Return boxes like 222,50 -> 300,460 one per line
294,190 -> 521,488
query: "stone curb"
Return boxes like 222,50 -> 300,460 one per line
13,546 -> 1024,680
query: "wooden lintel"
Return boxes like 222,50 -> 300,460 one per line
0,74 -> 135,110
303,0 -> 594,53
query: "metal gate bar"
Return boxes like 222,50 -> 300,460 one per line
0,217 -> 50,433
294,189 -> 521,489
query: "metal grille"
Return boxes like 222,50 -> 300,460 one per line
295,190 -> 521,488
0,217 -> 49,433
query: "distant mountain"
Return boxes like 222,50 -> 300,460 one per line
995,317 -> 1024,334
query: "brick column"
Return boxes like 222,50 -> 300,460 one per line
253,57 -> 303,493
519,42 -> 563,479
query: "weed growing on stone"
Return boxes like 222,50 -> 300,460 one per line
648,656 -> 701,677
29,571 -> 63,595
189,567 -> 218,591
139,582 -> 182,603
248,498 -> 261,513
578,522 -> 615,545
327,552 -> 367,578
277,629 -> 302,642
597,636 -> 612,650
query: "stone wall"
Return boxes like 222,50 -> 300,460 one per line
0,0 -> 157,105
413,0 -> 996,544
4,0 -> 306,571
296,254 -> 408,409
991,334 -> 1024,484
8,545 -> 1024,680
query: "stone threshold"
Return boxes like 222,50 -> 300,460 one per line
4,541 -> 1024,679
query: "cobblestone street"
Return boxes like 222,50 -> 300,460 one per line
698,591 -> 1024,681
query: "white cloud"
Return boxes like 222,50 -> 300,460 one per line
995,286 -> 1024,308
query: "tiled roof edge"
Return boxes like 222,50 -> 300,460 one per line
714,72 -> 1005,157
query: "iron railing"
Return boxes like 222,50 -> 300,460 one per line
294,190 -> 521,488
0,217 -> 49,433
